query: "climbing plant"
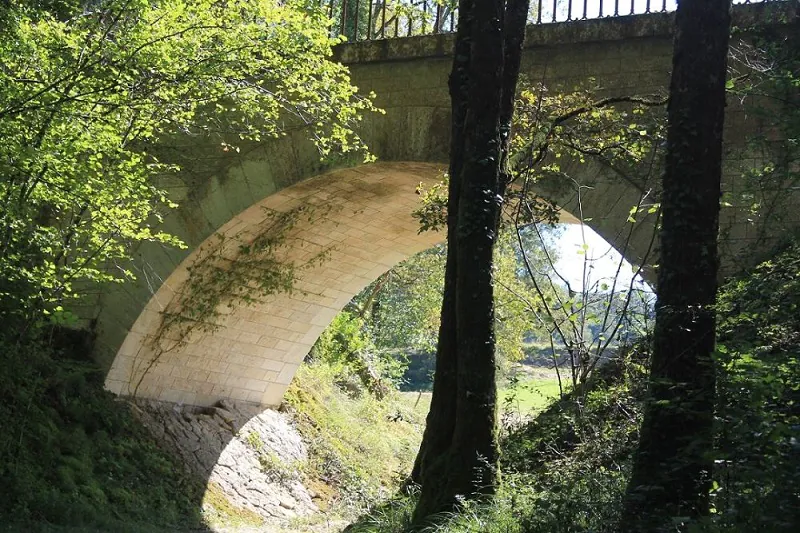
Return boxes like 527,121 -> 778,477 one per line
725,32 -> 800,253
132,204 -> 333,395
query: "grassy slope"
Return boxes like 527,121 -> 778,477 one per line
283,362 -> 430,529
0,335 -> 206,532
282,362 -> 562,528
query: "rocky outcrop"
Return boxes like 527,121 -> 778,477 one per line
131,399 -> 318,526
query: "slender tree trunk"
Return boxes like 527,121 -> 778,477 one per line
620,0 -> 731,531
411,0 -> 529,525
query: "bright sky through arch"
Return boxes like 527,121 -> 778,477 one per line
553,223 -> 652,293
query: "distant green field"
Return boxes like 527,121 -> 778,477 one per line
501,376 -> 564,415
400,371 -> 565,418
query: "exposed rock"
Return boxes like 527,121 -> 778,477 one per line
278,497 -> 295,510
131,399 -> 318,528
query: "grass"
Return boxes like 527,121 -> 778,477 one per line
398,365 -> 564,420
346,350 -> 647,533
500,366 -> 564,426
500,375 -> 563,416
284,361 -> 430,525
201,483 -> 264,530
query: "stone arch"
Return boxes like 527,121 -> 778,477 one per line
91,5 -> 800,408
104,162 -> 443,406
104,159 -> 653,408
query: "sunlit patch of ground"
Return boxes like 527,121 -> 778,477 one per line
398,365 -> 563,421
501,365 -> 563,423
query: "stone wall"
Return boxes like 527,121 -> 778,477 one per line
132,399 -> 320,526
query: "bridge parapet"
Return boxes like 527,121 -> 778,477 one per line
333,1 -> 792,64
324,0 -> 785,45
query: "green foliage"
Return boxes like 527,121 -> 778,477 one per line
314,311 -> 375,367
284,360 -> 429,521
493,229 -> 559,365
0,0 -> 376,317
173,207 -> 324,327
710,240 -> 800,530
349,240 -> 800,531
411,76 -> 667,226
512,82 -> 665,167
356,232 -> 557,382
510,82 -> 663,391
501,348 -> 648,480
0,331 -> 204,530
257,451 -> 295,483
413,178 -> 450,234
359,246 -> 446,355
310,310 -> 403,396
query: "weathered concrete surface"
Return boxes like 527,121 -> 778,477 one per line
91,3 -> 799,408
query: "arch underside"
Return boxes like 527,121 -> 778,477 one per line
106,162 -> 444,406
105,161 -> 653,407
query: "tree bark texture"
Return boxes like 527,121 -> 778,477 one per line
621,0 -> 731,531
408,0 -> 473,491
410,0 -> 529,525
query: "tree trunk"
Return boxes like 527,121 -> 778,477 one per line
445,0 -> 507,499
408,0 -> 473,492
410,0 -> 529,525
620,0 -> 731,531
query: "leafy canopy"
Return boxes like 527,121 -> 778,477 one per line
0,0 -> 377,316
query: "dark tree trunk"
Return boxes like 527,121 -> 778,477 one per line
446,0 -> 507,499
408,0 -> 473,491
621,0 -> 731,531
410,0 -> 529,525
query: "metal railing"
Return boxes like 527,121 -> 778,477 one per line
322,0 -> 777,42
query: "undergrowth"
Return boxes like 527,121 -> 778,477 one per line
285,360 -> 429,523
712,240 -> 800,530
0,329 -> 206,532
2,244 -> 797,532
346,240 -> 800,532
345,349 -> 647,533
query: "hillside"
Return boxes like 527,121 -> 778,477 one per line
1,240 -> 797,532
0,338 -> 429,532
346,240 -> 800,532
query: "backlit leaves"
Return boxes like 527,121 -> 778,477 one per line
0,0 -> 377,315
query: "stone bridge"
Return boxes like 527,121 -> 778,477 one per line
86,4 -> 796,408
